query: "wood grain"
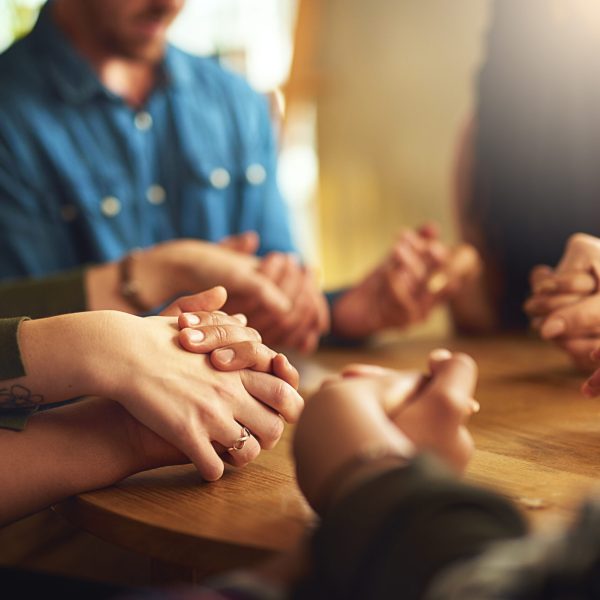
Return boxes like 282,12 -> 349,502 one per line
55,334 -> 600,574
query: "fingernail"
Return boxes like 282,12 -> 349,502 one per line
430,348 -> 452,362
214,348 -> 235,364
470,399 -> 481,414
185,313 -> 200,325
540,318 -> 566,339
187,330 -> 205,343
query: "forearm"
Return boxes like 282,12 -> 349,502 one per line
0,311 -> 136,408
85,243 -> 207,313
0,398 -> 140,525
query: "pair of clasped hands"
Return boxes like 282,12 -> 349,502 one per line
214,224 -> 481,347
117,291 -> 479,485
524,233 -> 600,395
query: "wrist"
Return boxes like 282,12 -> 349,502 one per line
294,392 -> 413,510
17,315 -> 103,401
314,448 -> 410,514
78,311 -> 146,401
331,287 -> 377,339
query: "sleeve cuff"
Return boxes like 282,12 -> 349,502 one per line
0,407 -> 38,431
0,267 -> 87,319
0,316 -> 30,380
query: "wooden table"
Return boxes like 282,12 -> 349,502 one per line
55,335 -> 600,580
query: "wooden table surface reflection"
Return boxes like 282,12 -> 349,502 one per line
54,335 -> 600,578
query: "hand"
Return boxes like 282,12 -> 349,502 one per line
525,234 -> 600,371
525,265 -> 596,324
529,293 -> 600,372
153,286 -> 300,387
99,312 -> 304,480
330,224 -> 480,339
227,252 -> 329,353
525,233 -> 600,324
294,349 -> 478,511
324,350 -> 478,471
177,310 -> 300,390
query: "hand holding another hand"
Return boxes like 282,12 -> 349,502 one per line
85,287 -> 302,481
294,349 -> 478,511
525,234 -> 600,372
331,224 -> 481,339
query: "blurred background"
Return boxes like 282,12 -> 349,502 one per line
0,0 -> 490,294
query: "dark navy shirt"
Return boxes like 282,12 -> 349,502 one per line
0,2 -> 294,279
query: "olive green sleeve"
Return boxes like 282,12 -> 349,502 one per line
0,316 -> 28,380
0,317 -> 36,431
0,269 -> 88,431
0,267 -> 87,318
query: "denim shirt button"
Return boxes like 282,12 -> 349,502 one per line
100,196 -> 122,217
209,167 -> 231,189
134,111 -> 153,131
60,204 -> 78,222
146,184 -> 166,205
245,163 -> 266,185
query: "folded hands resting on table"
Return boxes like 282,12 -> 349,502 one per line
4,286 -> 302,483
525,233 -> 600,384
328,224 -> 482,339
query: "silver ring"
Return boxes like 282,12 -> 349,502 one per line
228,426 -> 251,452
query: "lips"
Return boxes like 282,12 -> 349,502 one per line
132,11 -> 176,38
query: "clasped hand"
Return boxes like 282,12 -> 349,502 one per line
105,286 -> 303,481
525,234 -> 600,392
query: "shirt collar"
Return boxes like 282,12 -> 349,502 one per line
162,45 -> 195,91
32,1 -> 107,104
32,1 -> 189,105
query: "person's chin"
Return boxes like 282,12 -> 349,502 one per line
119,38 -> 167,63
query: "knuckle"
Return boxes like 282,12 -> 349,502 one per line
247,327 -> 262,342
212,325 -> 229,345
246,441 -> 261,463
196,400 -> 226,429
261,416 -> 285,449
272,380 -> 290,409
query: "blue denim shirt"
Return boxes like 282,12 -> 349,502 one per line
0,3 -> 295,279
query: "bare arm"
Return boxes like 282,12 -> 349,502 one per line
85,239 -> 291,316
0,397 -> 184,526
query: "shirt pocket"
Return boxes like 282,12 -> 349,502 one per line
56,169 -> 141,262
177,150 -> 246,241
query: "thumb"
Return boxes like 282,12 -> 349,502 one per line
219,231 -> 260,255
158,286 -> 228,316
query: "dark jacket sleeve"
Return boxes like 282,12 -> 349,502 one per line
294,455 -> 527,600
0,268 -> 87,318
0,316 -> 35,430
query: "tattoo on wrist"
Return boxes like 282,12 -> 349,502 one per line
0,384 -> 44,409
